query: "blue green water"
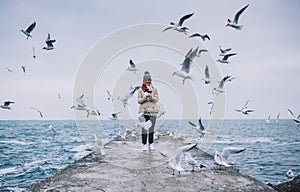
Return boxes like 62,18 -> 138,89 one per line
0,119 -> 299,191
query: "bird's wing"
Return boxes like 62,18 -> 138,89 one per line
188,121 -> 197,127
233,4 -> 249,24
76,94 -> 86,106
221,147 -> 246,161
198,118 -> 205,131
178,13 -> 194,26
26,21 -> 36,33
185,48 -> 193,58
223,53 -> 237,61
204,34 -> 210,40
162,26 -> 173,32
180,57 -> 192,73
189,33 -> 200,38
287,109 -> 295,118
4,101 -> 14,106
204,65 -> 210,79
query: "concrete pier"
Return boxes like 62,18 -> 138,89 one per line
25,131 -> 275,192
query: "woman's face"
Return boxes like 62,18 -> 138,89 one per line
144,79 -> 151,85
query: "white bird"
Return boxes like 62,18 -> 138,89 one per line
214,147 -> 246,167
0,101 -> 15,110
189,33 -> 210,41
5,67 -> 13,73
21,21 -> 36,39
217,53 -> 237,64
208,101 -> 214,116
275,113 -> 280,123
167,143 -> 197,175
48,124 -> 56,133
183,152 -> 199,172
106,90 -> 114,101
136,112 -> 152,130
235,100 -> 254,115
266,115 -> 271,124
30,107 -> 43,118
86,108 -> 101,118
118,85 -> 140,107
43,33 -> 56,50
172,47 -> 198,84
71,94 -> 87,110
110,112 -> 121,121
285,169 -> 295,179
162,13 -> 194,35
93,134 -> 105,155
219,46 -> 232,56
287,109 -> 300,126
202,65 -> 210,84
188,118 -> 207,138
212,75 -> 234,95
117,130 -> 127,144
196,49 -> 209,57
127,59 -> 138,72
226,4 -> 249,30
21,66 -> 26,73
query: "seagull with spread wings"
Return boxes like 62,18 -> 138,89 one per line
226,4 -> 249,30
1,101 -> 15,110
43,33 -> 56,50
30,107 -> 43,118
21,21 -> 36,39
162,13 -> 194,35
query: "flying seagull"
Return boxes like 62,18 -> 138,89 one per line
5,67 -> 14,73
43,33 -> 56,50
30,107 -> 43,118
162,13 -> 194,35
219,46 -> 232,56
235,100 -> 254,115
71,94 -> 87,110
21,21 -> 36,39
172,47 -> 198,84
110,112 -> 121,121
214,147 -> 246,167
21,66 -> 26,73
212,75 -> 234,95
127,59 -> 138,72
32,46 -> 36,59
48,124 -> 57,133
188,117 -> 208,138
202,65 -> 210,84
189,33 -> 210,41
217,53 -> 237,64
287,108 -> 300,126
0,101 -> 15,110
226,4 -> 249,30
118,85 -> 140,107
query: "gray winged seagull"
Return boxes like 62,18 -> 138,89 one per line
226,4 -> 249,30
43,33 -> 56,50
217,53 -> 237,64
1,101 -> 15,110
30,107 -> 43,118
212,75 -> 234,95
127,59 -> 138,72
21,21 -> 36,39
162,13 -> 194,35
189,33 -> 210,41
219,45 -> 232,56
214,147 -> 246,167
287,108 -> 300,126
188,117 -> 208,138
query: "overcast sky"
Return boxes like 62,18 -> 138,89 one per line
0,0 -> 299,120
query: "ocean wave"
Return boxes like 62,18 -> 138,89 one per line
0,166 -> 17,175
214,137 -> 274,144
0,140 -> 34,145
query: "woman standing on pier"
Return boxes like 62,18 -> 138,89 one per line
137,71 -> 159,151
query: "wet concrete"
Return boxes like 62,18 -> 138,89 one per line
25,131 -> 275,192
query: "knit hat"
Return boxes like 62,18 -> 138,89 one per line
143,71 -> 152,81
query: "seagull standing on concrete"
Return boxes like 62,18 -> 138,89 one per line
226,4 -> 249,30
21,21 -> 36,39
162,13 -> 194,35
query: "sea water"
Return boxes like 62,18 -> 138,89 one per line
0,119 -> 299,191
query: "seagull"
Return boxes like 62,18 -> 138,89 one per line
71,94 -> 87,110
196,49 -> 209,57
226,4 -> 249,30
118,85 -> 141,107
212,75 -> 233,95
0,101 -> 15,110
48,124 -> 56,133
106,90 -> 114,101
183,152 -> 202,172
219,46 -> 232,56
275,113 -> 280,123
266,115 -> 271,124
43,33 -> 56,50
172,47 -> 198,84
189,33 -> 210,41
214,147 -> 246,167
93,134 -> 105,155
208,101 -> 214,116
166,143 -> 197,175
86,108 -> 101,118
5,67 -> 13,73
30,107 -> 43,118
21,66 -> 26,73
162,13 -> 194,35
188,117 -> 208,138
285,169 -> 295,179
21,21 -> 36,39
110,112 -> 121,121
287,108 -> 300,126
136,112 -> 152,130
235,100 -> 254,115
32,46 -> 36,59
217,53 -> 237,64
127,59 -> 138,72
202,65 -> 210,84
